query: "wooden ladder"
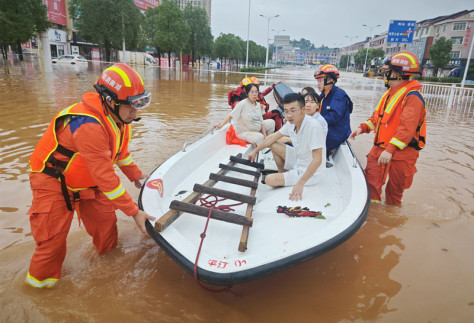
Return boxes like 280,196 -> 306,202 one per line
154,153 -> 263,252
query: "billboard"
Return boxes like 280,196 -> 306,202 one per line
45,0 -> 67,26
134,0 -> 159,11
387,20 -> 416,43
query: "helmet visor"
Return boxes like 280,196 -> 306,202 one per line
126,91 -> 151,109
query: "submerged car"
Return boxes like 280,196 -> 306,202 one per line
52,55 -> 88,64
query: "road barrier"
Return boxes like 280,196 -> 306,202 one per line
421,83 -> 474,119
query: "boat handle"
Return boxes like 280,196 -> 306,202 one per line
182,128 -> 215,152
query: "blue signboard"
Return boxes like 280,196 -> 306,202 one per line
387,20 -> 416,43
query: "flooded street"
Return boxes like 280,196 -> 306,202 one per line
1,60 -> 473,322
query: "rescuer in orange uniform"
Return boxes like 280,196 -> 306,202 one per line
350,51 -> 426,206
26,63 -> 156,288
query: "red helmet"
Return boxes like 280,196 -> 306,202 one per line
240,76 -> 260,88
95,63 -> 151,108
383,51 -> 420,75
314,64 -> 340,80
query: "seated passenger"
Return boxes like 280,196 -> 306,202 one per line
228,77 -> 283,130
248,93 -> 326,201
314,65 -> 353,153
216,83 -> 275,146
304,92 -> 328,138
301,86 -> 316,96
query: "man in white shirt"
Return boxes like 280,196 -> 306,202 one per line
248,93 -> 326,201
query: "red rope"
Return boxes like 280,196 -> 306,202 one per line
193,195 -> 242,293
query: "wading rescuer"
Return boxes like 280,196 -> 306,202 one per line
26,63 -> 156,288
350,51 -> 426,206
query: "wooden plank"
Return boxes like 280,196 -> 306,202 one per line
169,201 -> 253,227
238,159 -> 263,252
229,156 -> 264,169
209,173 -> 258,188
154,153 -> 242,232
218,164 -> 261,178
193,184 -> 256,205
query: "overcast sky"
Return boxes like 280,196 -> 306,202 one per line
211,0 -> 473,48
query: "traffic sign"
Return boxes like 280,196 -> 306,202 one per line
387,20 -> 416,43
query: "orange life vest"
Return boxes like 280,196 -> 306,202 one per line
29,95 -> 131,191
368,80 -> 426,150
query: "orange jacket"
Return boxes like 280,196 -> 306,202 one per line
29,92 -> 142,216
360,80 -> 426,158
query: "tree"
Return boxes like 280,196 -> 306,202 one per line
183,4 -> 213,67
213,33 -> 239,67
290,38 -> 315,51
354,48 -> 385,70
69,0 -> 142,62
153,0 -> 190,67
0,0 -> 49,61
429,37 -> 453,76
339,55 -> 350,69
143,6 -> 163,62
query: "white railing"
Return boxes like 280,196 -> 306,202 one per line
421,83 -> 474,118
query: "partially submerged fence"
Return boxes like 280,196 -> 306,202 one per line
421,83 -> 474,119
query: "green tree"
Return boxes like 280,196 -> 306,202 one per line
213,33 -> 239,67
183,4 -> 213,67
354,48 -> 385,70
429,37 -> 453,76
290,38 -> 315,51
69,0 -> 142,62
154,0 -> 190,67
143,6 -> 162,62
339,55 -> 350,69
0,0 -> 49,61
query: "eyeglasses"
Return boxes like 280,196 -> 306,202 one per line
283,109 -> 301,116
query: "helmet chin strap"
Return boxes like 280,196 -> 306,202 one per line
384,70 -> 403,88
323,76 -> 334,91
100,95 -> 132,124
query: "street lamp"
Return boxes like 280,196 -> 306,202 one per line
245,0 -> 251,68
260,14 -> 279,67
345,35 -> 358,72
362,24 -> 381,72
272,28 -> 285,35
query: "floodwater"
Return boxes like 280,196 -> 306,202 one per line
0,59 -> 473,322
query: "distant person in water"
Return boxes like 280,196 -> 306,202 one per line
216,82 -> 275,145
248,93 -> 325,201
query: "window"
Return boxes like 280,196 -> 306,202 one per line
450,51 -> 460,59
443,24 -> 446,32
425,28 -> 429,35
415,30 -> 419,37
453,22 -> 466,31
436,26 -> 440,33
451,37 -> 463,45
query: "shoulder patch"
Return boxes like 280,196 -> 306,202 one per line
69,115 -> 100,134
406,91 -> 425,106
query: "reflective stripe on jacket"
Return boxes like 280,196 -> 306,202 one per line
363,80 -> 426,152
29,93 -> 141,216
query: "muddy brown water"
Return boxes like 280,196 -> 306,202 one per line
1,60 -> 473,322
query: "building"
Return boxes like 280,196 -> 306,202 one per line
295,49 -> 338,66
174,0 -> 211,25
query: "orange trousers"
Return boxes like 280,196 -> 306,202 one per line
26,174 -> 118,287
364,146 -> 418,206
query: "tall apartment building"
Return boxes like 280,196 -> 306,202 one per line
174,0 -> 211,25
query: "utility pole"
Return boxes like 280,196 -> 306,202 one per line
345,35 -> 358,72
260,14 -> 279,68
246,0 -> 251,68
122,14 -> 126,64
362,24 -> 381,72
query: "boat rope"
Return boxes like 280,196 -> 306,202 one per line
195,194 -> 244,212
193,196 -> 242,294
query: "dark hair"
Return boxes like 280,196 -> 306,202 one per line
244,83 -> 259,95
304,91 -> 321,104
282,93 -> 305,107
302,86 -> 315,94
